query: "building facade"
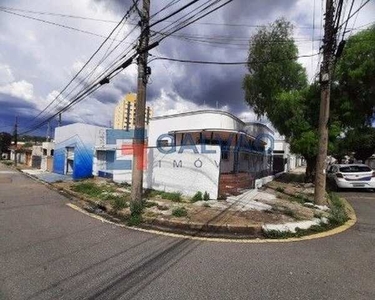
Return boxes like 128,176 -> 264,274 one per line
273,134 -> 303,173
53,123 -> 107,180
113,93 -> 152,130
95,110 -> 274,198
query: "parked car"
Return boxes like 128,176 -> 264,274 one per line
327,164 -> 375,191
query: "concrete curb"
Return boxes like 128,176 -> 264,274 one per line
11,165 -> 357,243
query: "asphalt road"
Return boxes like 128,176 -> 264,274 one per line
0,163 -> 374,300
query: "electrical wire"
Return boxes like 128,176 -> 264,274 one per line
150,52 -> 320,65
0,8 -> 127,41
0,5 -> 323,29
25,1 -> 139,127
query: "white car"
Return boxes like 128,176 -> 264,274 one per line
327,164 -> 375,191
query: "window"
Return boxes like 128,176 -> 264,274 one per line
157,139 -> 171,147
339,165 -> 372,173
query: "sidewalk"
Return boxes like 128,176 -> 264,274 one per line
22,169 -> 72,183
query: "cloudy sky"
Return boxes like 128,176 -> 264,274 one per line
0,0 -> 374,136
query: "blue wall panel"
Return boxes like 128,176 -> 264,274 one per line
72,141 -> 94,180
53,148 -> 66,175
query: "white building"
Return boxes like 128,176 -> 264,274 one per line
95,110 -> 274,199
273,134 -> 303,173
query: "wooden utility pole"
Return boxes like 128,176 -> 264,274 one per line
130,0 -> 150,208
58,113 -> 62,127
46,121 -> 51,142
314,0 -> 336,205
13,116 -> 18,167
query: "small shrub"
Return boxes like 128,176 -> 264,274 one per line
128,214 -> 142,226
328,193 -> 348,226
203,191 -> 210,201
276,186 -> 285,193
2,161 -> 13,166
130,200 -> 144,216
172,207 -> 188,217
191,191 -> 203,202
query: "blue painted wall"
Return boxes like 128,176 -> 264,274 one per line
53,124 -> 102,180
53,148 -> 65,175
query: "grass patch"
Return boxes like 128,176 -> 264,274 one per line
127,214 -> 142,226
264,224 -> 328,239
1,161 -> 13,166
144,201 -> 158,208
328,193 -> 349,226
161,192 -> 182,202
71,182 -> 107,198
112,198 -> 129,211
276,186 -> 285,193
172,207 -> 188,217
283,207 -> 298,219
145,189 -> 182,202
264,193 -> 349,239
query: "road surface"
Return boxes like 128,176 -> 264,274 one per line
0,163 -> 374,300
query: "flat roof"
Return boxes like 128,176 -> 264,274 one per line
151,110 -> 245,125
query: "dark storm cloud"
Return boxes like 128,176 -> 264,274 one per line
91,0 -> 300,112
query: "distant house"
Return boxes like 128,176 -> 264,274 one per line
32,142 -> 55,171
9,144 -> 32,165
273,134 -> 303,173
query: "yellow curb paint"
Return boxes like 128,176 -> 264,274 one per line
66,198 -> 357,244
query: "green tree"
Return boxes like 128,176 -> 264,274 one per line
0,132 -> 12,156
243,18 -> 307,116
334,127 -> 375,163
335,26 -> 375,127
243,19 -> 343,182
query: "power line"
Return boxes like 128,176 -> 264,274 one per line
19,0 -> 234,134
155,0 -> 234,44
0,5 -> 119,23
337,0 -> 371,29
0,8 -> 130,41
150,52 -> 320,65
25,1 -> 139,128
0,5 -> 322,29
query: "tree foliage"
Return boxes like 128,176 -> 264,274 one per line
335,26 -> 375,127
0,132 -> 12,154
243,19 -> 319,180
243,18 -> 307,116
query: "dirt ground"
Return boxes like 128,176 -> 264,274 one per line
53,176 -> 329,227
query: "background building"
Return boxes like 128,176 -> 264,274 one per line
113,93 -> 152,130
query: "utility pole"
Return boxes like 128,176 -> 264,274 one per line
314,0 -> 336,205
58,113 -> 62,127
13,116 -> 18,167
46,121 -> 51,142
130,0 -> 150,209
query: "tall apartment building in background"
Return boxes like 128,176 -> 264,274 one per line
113,93 -> 153,130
